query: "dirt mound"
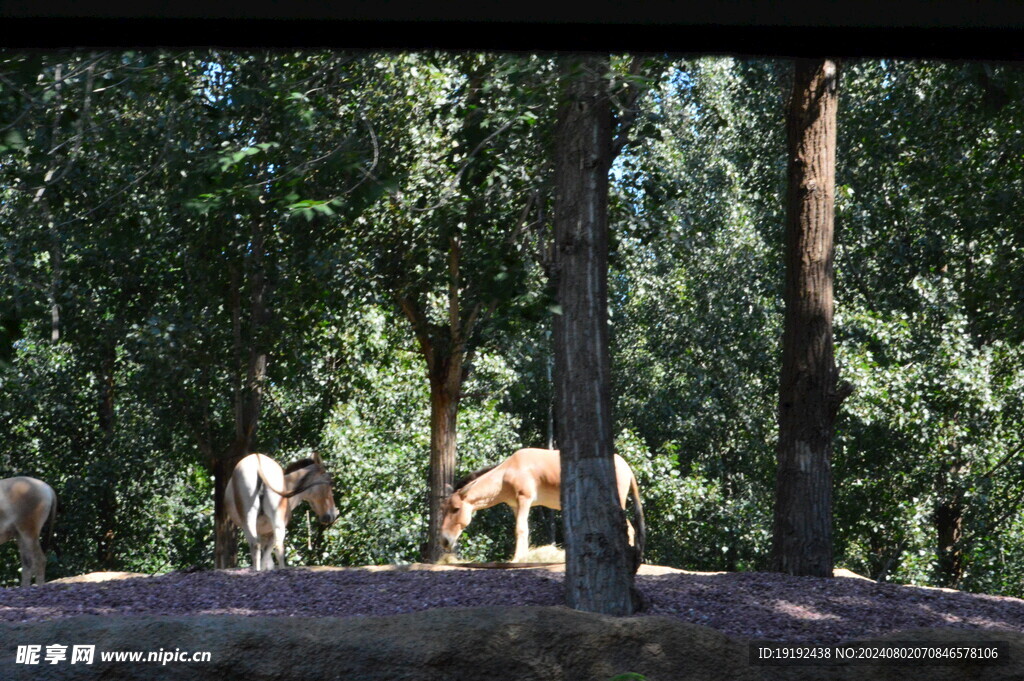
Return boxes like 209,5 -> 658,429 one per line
1,607 -> 1020,681
5,564 -> 1024,646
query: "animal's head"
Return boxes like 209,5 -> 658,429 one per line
287,451 -> 339,526
439,490 -> 473,553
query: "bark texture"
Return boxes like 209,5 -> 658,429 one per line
400,236 -> 482,563
553,55 -> 636,615
425,351 -> 462,563
771,58 -> 850,578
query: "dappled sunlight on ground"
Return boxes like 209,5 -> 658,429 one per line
5,565 -> 1024,644
771,599 -> 844,621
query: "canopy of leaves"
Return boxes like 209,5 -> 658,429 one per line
1,52 -> 1022,599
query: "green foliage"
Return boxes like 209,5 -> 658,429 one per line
0,339 -> 212,585
832,59 -> 1024,591
616,431 -> 771,570
275,305 -> 524,567
1,51 -> 1023,601
609,58 -> 783,572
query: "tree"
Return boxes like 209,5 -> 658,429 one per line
170,51 -> 395,567
340,53 -> 553,562
609,58 -> 787,571
553,54 -> 637,615
771,58 -> 851,577
831,59 -> 1024,591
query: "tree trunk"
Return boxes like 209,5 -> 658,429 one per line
31,190 -> 61,343
545,350 -> 558,545
214,264 -> 247,570
553,54 -> 637,616
935,498 -> 964,587
95,339 -> 118,569
400,304 -> 467,563
97,341 -> 116,434
771,58 -> 850,578
213,455 -> 240,569
425,357 -> 461,563
400,235 -> 482,563
48,238 -> 61,343
214,199 -> 271,569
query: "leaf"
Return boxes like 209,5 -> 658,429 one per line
3,130 -> 26,151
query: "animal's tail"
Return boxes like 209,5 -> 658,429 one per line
255,453 -> 327,499
41,488 -> 58,554
629,474 -> 646,573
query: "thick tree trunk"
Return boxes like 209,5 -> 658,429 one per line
400,236 -> 482,563
213,455 -> 240,570
401,308 -> 466,564
553,54 -> 637,615
771,58 -> 850,578
425,359 -> 461,563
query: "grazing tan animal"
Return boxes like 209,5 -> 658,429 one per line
0,476 -> 57,586
225,453 -> 338,571
439,448 -> 645,565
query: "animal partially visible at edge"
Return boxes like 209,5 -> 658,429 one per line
0,476 -> 58,587
225,452 -> 338,571
439,448 -> 645,568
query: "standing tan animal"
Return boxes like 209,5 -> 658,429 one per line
0,476 -> 57,586
225,453 -> 338,571
439,448 -> 645,565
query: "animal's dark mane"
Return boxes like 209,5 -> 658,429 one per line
453,464 -> 498,493
284,457 -> 316,474
281,457 -> 332,497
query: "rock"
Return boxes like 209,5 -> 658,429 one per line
1,606 -> 1021,681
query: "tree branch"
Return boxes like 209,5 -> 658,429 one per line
980,443 -> 1024,481
397,295 -> 436,374
448,235 -> 461,343
610,55 -> 655,159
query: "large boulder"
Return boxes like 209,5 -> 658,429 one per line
0,606 -> 1020,681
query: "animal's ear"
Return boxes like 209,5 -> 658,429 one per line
312,450 -> 324,466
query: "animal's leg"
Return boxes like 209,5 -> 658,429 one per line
241,505 -> 263,570
271,523 -> 287,569
31,538 -> 46,585
249,541 -> 263,571
261,537 -> 274,571
15,534 -> 34,587
250,536 -> 262,571
512,495 -> 533,562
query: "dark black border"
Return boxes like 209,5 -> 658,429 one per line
0,20 -> 1021,61
4,0 -> 1024,27
1,1 -> 1023,59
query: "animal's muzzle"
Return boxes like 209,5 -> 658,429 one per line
320,510 -> 339,526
